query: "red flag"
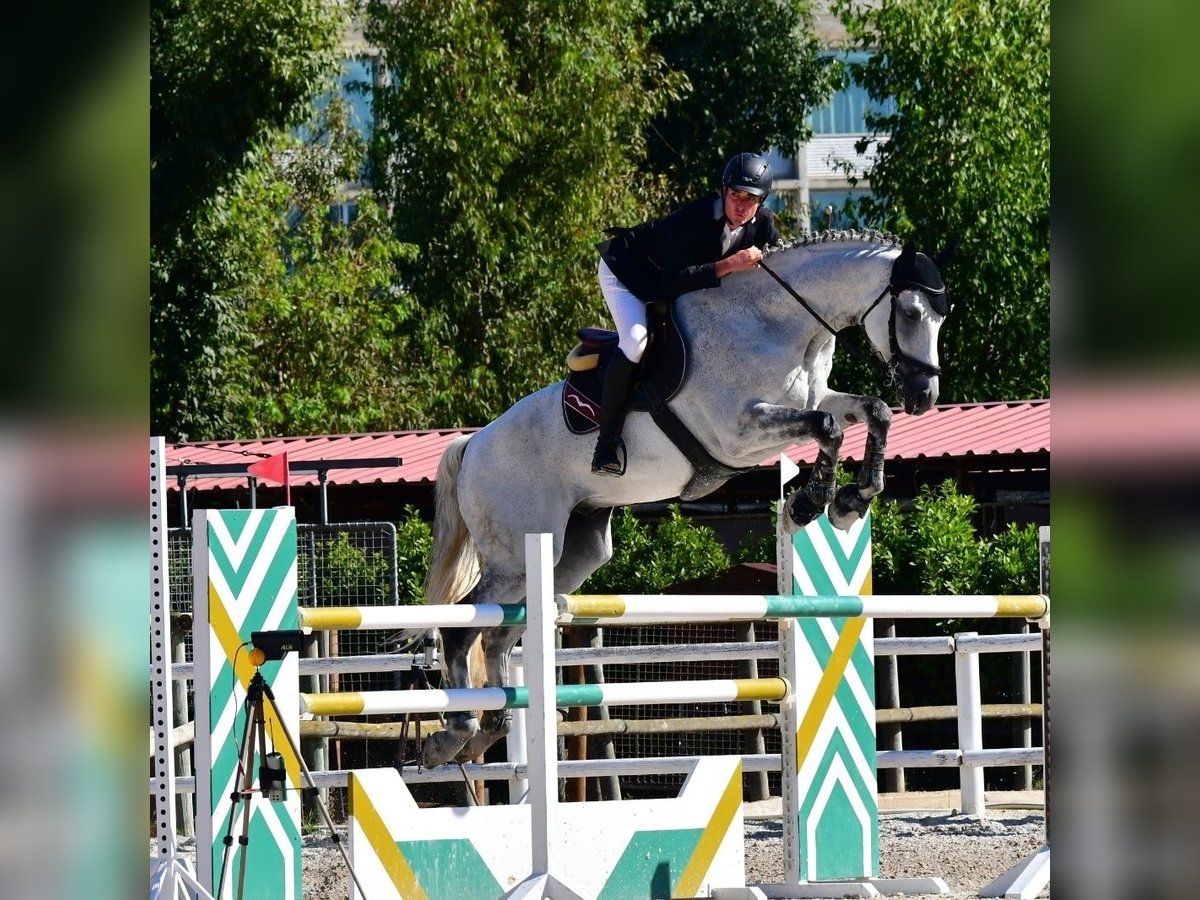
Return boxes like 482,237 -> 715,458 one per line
248,451 -> 290,505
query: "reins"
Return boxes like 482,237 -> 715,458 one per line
758,256 -> 892,372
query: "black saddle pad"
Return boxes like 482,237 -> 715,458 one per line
561,305 -> 689,435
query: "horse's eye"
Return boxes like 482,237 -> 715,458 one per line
903,307 -> 920,321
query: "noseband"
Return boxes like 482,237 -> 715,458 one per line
859,284 -> 943,380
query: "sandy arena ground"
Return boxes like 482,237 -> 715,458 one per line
160,791 -> 1048,899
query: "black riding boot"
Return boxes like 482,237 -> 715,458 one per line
591,351 -> 639,476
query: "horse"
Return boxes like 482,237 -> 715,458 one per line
419,230 -> 953,768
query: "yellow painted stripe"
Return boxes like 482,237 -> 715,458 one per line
349,773 -> 427,900
209,582 -> 301,790
733,677 -> 789,702
564,595 -> 627,618
298,607 -> 364,630
301,692 -> 366,717
675,761 -> 744,897
795,617 -> 866,768
996,595 -> 1049,618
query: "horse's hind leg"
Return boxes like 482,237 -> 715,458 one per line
423,566 -> 528,767
456,508 -> 614,763
456,625 -> 523,762
421,622 -> 483,767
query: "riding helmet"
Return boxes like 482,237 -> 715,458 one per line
721,152 -> 772,198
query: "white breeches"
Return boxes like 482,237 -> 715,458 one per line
598,259 -> 648,363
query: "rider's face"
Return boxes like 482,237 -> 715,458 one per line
723,188 -> 762,228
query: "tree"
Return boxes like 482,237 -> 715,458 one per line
832,0 -> 1049,403
153,89 -> 418,440
213,98 -> 420,438
151,0 -> 344,439
363,0 -> 684,428
151,0 -> 342,247
643,0 -> 838,208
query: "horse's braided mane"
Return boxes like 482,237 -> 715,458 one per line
763,228 -> 901,259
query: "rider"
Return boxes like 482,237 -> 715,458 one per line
591,151 -> 780,476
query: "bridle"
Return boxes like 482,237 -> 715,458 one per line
758,255 -> 945,381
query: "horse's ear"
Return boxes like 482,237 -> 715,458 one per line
899,240 -> 916,263
932,238 -> 960,270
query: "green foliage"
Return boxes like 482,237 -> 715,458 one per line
363,0 -> 684,428
394,510 -> 433,605
733,525 -> 776,566
151,0 -> 343,246
151,0 -> 345,440
979,521 -> 1041,595
873,481 -> 983,594
298,532 -> 394,606
153,86 -> 419,440
870,480 -> 1040,631
574,483 -> 1037,605
832,0 -> 1049,403
219,103 -> 420,437
643,0 -> 837,204
581,506 -> 731,593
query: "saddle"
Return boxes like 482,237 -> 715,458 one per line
561,302 -> 754,501
561,303 -> 686,434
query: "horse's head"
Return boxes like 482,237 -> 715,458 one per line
861,241 -> 954,415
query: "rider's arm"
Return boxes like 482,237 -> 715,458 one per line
658,199 -> 723,297
712,207 -> 779,277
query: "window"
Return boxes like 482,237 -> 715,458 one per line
296,57 -> 377,145
808,52 -> 895,136
336,58 -> 375,141
808,188 -> 870,232
328,202 -> 358,226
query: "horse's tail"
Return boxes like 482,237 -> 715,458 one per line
424,434 -> 481,606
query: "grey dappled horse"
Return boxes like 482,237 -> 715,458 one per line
421,231 -> 952,767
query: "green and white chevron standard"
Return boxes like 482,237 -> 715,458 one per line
193,509 -> 301,900
348,757 -> 745,899
778,461 -> 877,884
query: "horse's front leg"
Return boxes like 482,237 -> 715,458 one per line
457,625 -> 524,762
821,394 -> 892,530
422,625 -> 482,767
741,403 -> 843,534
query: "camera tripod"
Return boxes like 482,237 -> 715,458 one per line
215,668 -> 369,900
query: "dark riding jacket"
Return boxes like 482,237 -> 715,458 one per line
597,195 -> 782,304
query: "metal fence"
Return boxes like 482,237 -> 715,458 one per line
167,521 -> 403,703
598,621 -> 783,799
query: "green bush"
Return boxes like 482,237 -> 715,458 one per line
298,532 -> 394,606
385,483 -> 1038,609
979,521 -> 1041,595
581,506 -> 731,593
394,508 -> 433,605
871,480 -> 1039,597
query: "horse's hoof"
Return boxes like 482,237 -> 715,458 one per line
422,729 -> 469,768
829,487 -> 870,530
784,491 -> 824,533
460,727 -> 507,762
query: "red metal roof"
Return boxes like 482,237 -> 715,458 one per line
166,429 -> 473,491
166,399 -> 1048,492
785,398 -> 1049,466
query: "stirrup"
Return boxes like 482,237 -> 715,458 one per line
591,437 -> 627,477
